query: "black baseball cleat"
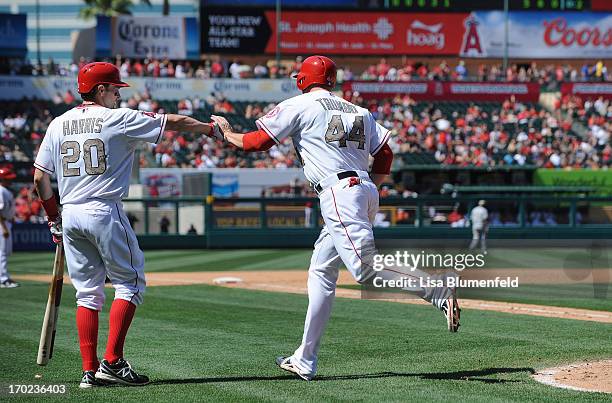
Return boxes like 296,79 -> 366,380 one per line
79,370 -> 109,388
0,279 -> 19,288
95,358 -> 150,386
275,356 -> 313,381
442,294 -> 461,332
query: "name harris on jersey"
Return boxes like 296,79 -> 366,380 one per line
62,118 -> 104,136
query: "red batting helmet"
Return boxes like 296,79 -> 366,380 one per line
0,167 -> 16,181
77,62 -> 129,94
293,55 -> 337,91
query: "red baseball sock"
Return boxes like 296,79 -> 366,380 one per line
76,306 -> 99,371
104,299 -> 136,364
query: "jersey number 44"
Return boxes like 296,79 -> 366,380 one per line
325,115 -> 366,150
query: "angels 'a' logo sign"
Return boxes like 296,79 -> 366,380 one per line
460,14 -> 485,57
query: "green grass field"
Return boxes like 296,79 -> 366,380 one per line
1,249 -> 611,402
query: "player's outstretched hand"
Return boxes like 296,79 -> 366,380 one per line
210,115 -> 233,137
208,121 -> 224,141
47,217 -> 63,244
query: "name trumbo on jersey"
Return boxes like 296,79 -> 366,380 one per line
63,118 -> 104,136
316,98 -> 358,114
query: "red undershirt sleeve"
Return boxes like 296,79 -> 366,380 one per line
371,143 -> 393,175
243,129 -> 276,152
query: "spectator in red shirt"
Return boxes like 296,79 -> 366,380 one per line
211,60 -> 224,77
447,208 -> 463,225
63,90 -> 75,104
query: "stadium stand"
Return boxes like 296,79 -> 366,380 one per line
1,93 -> 609,171
1,55 -> 608,86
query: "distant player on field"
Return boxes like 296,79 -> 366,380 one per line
0,167 -> 18,289
469,200 -> 488,253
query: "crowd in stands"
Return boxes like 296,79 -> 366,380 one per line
0,100 -> 52,164
427,206 -> 567,227
0,179 -> 46,224
1,90 -> 610,172
3,53 -> 608,229
371,203 -> 573,228
2,94 -> 606,227
355,59 -> 609,89
132,91 -> 610,170
378,94 -> 611,169
1,56 -> 609,86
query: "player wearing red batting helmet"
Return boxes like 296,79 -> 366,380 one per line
293,55 -> 337,92
0,167 -> 18,288
212,53 -> 460,381
0,167 -> 16,181
78,62 -> 130,94
33,60 -> 221,388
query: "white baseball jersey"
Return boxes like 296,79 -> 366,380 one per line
471,206 -> 488,230
0,185 -> 14,221
34,105 -> 166,205
256,90 -> 390,184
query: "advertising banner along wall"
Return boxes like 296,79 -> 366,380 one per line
96,15 -> 200,60
561,83 -> 612,99
342,81 -> 541,102
534,169 -> 612,195
114,15 -> 186,59
0,76 -> 300,102
460,11 -> 612,59
202,8 -> 468,55
202,8 -> 611,58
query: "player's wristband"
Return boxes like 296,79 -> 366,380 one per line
41,195 -> 60,221
206,122 -> 225,141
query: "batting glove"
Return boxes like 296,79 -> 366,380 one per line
207,122 -> 224,141
47,218 -> 63,244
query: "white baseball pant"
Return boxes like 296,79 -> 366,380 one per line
290,171 -> 449,377
62,200 -> 146,311
0,222 -> 12,282
469,227 -> 487,251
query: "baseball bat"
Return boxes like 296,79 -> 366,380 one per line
37,242 -> 65,366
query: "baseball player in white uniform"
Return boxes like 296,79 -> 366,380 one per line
33,62 -> 219,388
0,167 -> 19,288
470,200 -> 488,253
212,55 -> 460,381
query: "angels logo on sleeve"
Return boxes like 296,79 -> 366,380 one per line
264,106 -> 280,119
140,111 -> 158,119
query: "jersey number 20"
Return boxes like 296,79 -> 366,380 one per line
325,115 -> 365,150
61,139 -> 107,177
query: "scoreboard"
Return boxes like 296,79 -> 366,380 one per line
202,0 -> 611,11
362,0 -> 593,11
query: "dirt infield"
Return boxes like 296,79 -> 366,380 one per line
533,360 -> 612,394
16,269 -> 612,324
